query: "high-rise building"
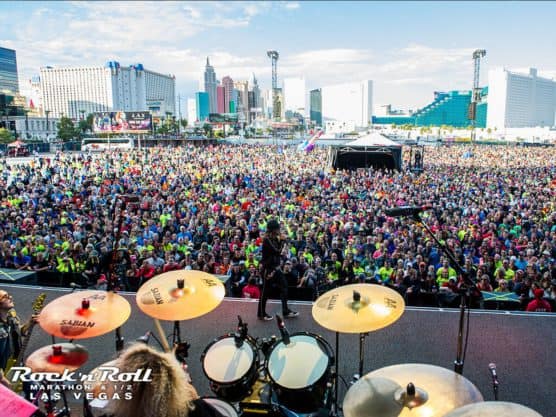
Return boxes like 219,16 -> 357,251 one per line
487,67 -> 556,128
0,47 -> 19,95
216,85 -> 225,114
248,73 -> 262,121
283,77 -> 306,117
321,80 -> 373,128
187,98 -> 197,123
25,75 -> 43,116
40,62 -> 175,119
234,81 -> 249,123
196,92 -> 210,122
310,89 -> 322,127
204,57 -> 217,113
222,76 -> 234,113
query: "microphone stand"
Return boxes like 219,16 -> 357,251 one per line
411,213 -> 480,375
107,194 -> 139,352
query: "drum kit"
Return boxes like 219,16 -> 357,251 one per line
15,270 -> 542,417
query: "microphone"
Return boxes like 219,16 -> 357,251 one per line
488,363 -> 499,386
385,205 -> 433,217
136,331 -> 151,344
276,314 -> 290,345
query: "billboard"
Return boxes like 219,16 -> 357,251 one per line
93,111 -> 152,133
208,113 -> 238,123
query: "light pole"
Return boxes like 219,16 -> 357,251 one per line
24,109 -> 29,139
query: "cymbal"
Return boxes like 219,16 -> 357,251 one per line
39,290 -> 131,339
365,364 -> 483,417
25,343 -> 88,373
312,284 -> 405,333
443,401 -> 543,417
136,270 -> 225,321
343,376 -> 404,417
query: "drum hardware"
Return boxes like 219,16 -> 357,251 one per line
202,397 -> 240,417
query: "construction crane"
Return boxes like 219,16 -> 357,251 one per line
267,50 -> 280,120
469,49 -> 486,141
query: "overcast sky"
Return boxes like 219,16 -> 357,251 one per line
1,1 -> 555,111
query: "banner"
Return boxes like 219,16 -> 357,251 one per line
93,111 -> 152,133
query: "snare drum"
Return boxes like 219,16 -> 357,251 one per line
201,334 -> 259,402
201,397 -> 239,417
265,332 -> 334,413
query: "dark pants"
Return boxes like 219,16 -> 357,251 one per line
258,270 -> 289,317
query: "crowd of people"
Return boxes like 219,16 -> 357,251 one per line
0,142 -> 555,312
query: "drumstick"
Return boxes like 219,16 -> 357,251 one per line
153,318 -> 171,352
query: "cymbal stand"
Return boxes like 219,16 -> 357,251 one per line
357,332 -> 369,379
332,331 -> 340,416
412,212 -> 479,375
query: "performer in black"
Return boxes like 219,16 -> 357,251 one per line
257,218 -> 299,321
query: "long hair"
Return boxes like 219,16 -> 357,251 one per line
106,343 -> 198,417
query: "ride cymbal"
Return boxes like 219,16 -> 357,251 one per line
25,343 -> 88,373
366,363 -> 484,417
136,270 -> 225,321
39,290 -> 131,339
443,401 -> 543,417
312,284 -> 405,333
343,376 -> 404,417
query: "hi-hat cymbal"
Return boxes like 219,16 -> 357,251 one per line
365,364 -> 483,417
136,270 -> 225,321
343,376 -> 404,417
443,401 -> 543,417
39,290 -> 131,339
312,284 -> 405,333
25,343 -> 88,373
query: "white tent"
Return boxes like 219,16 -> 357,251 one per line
345,132 -> 401,148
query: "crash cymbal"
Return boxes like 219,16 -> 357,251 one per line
312,284 -> 405,333
25,343 -> 88,373
39,290 -> 131,339
366,364 -> 483,417
136,270 -> 225,321
343,376 -> 404,417
443,401 -> 542,417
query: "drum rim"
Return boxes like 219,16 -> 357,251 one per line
265,331 -> 334,389
201,333 -> 259,385
200,396 -> 239,417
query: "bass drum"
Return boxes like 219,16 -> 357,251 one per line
201,334 -> 259,402
265,332 -> 334,413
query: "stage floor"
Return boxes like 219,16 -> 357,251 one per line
4,284 -> 554,417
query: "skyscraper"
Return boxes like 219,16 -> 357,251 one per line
234,80 -> 249,123
216,85 -> 225,114
249,73 -> 261,121
283,77 -> 306,117
321,80 -> 373,128
0,46 -> 19,95
204,57 -> 217,113
187,98 -> 197,123
222,76 -> 234,113
196,92 -> 210,122
310,88 -> 322,127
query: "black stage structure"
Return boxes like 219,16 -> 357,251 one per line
3,284 -> 554,417
328,133 -> 402,171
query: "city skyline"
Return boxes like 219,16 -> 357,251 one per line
1,1 -> 556,113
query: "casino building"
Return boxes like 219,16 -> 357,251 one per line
39,62 -> 176,119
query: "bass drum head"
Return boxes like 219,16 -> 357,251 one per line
203,336 -> 255,383
202,397 -> 239,417
267,333 -> 330,389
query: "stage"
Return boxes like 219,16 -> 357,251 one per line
4,284 -> 555,417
